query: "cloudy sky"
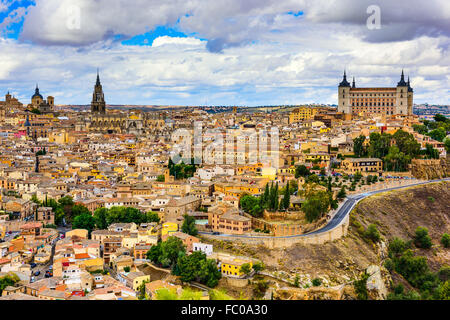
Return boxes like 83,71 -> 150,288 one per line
0,0 -> 449,106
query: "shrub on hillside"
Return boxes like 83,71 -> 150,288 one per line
363,224 -> 381,243
414,227 -> 432,249
441,233 -> 450,248
312,278 -> 322,286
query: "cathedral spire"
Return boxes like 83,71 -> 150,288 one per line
352,77 -> 356,88
397,69 -> 407,86
339,70 -> 350,87
92,70 -> 106,114
96,69 -> 101,86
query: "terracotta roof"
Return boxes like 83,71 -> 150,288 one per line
75,253 -> 90,260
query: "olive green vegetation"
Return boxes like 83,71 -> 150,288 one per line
384,236 -> 449,300
353,129 -> 442,172
147,237 -> 221,288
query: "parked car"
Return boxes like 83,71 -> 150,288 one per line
48,265 -> 53,270
45,270 -> 53,278
30,276 -> 35,283
212,232 -> 221,235
30,263 -> 37,268
34,270 -> 40,276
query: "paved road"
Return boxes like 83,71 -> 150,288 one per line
199,178 -> 450,239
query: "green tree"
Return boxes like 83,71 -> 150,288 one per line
441,234 -> 450,248
354,272 -> 369,300
393,130 -> 421,158
337,186 -> 347,200
436,281 -> 450,300
364,224 -> 381,243
444,138 -> 450,153
252,262 -> 264,273
353,135 -> 366,157
268,182 -> 279,212
0,273 -> 20,295
181,214 -> 198,236
388,237 -> 411,258
145,212 -> 160,223
71,204 -> 91,218
423,143 -> 440,159
240,194 -> 263,217
177,251 -> 203,283
281,182 -> 290,211
179,288 -> 203,300
177,251 -> 221,288
156,288 -> 179,300
413,124 -> 428,135
72,213 -> 96,234
414,226 -> 432,249
147,242 -> 162,264
368,132 -> 392,159
434,114 -> 448,123
302,190 -> 330,223
427,127 -> 446,142
312,278 -> 322,286
93,207 -> 109,230
306,174 -> 319,184
30,194 -> 42,205
295,165 -> 310,178
261,183 -> 270,205
384,145 -> 410,172
137,280 -> 149,300
160,237 -> 186,268
240,263 -> 252,275
209,289 -> 233,300
198,258 -> 221,288
156,175 -> 165,182
293,275 -> 300,287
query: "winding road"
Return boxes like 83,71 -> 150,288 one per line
200,178 -> 450,240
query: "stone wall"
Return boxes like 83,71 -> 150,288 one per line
201,214 -> 349,249
411,157 -> 450,180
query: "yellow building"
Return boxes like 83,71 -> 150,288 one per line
289,107 -> 319,124
220,258 -> 253,277
341,158 -> 383,175
305,153 -> 331,163
161,222 -> 178,237
261,167 -> 277,180
79,258 -> 104,272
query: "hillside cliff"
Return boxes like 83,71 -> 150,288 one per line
215,181 -> 450,299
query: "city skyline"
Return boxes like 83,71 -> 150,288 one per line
0,1 -> 449,106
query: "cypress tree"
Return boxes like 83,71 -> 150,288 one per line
282,182 -> 290,210
272,182 -> 279,211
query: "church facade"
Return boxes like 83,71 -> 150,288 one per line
28,85 -> 54,114
88,72 -> 166,135
338,71 -> 413,116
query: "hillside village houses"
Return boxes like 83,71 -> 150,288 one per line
0,72 -> 447,300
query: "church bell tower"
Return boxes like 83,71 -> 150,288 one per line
91,70 -> 106,114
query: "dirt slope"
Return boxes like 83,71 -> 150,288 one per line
216,181 -> 450,294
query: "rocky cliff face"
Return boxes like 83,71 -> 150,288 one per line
217,181 -> 449,300
411,157 -> 450,180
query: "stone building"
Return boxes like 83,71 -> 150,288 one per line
338,70 -> 413,116
28,85 -> 54,114
88,72 -> 166,135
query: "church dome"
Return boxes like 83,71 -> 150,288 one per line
32,85 -> 43,100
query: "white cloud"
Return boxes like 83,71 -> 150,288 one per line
17,0 -> 450,52
152,36 -> 204,48
0,32 -> 448,106
0,1 -> 448,105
